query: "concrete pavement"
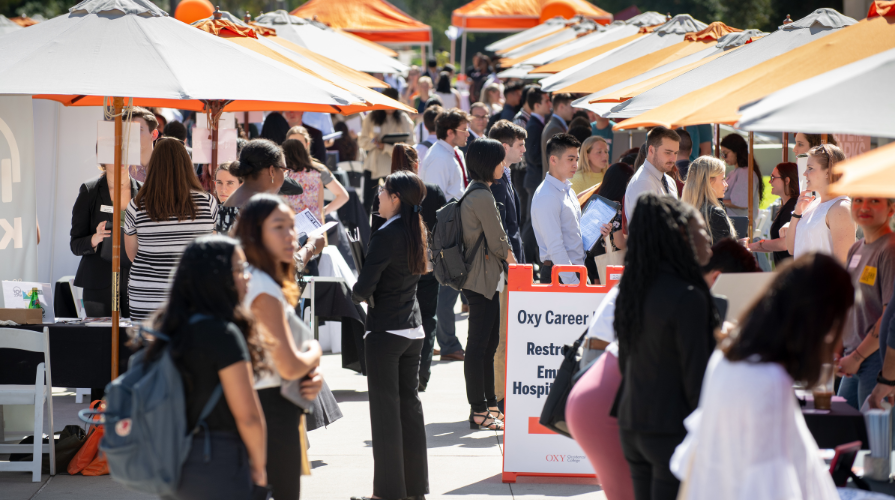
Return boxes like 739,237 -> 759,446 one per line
1,306 -> 604,500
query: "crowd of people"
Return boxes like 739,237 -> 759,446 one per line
65,57 -> 894,500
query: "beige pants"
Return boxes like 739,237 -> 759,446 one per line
494,287 -> 508,402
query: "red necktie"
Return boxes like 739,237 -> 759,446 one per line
454,149 -> 469,187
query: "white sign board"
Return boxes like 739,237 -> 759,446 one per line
503,265 -> 620,482
2,281 -> 54,322
196,112 -> 236,130
191,127 -> 238,165
96,121 -> 141,166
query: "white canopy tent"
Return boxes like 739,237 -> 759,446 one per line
737,46 -> 895,138
254,10 -> 408,74
540,14 -> 707,92
575,30 -> 766,115
607,9 -> 856,119
485,16 -> 569,52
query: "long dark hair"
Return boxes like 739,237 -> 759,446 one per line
391,143 -> 419,173
436,71 -> 452,94
383,171 -> 428,275
133,138 -> 203,222
720,133 -> 763,204
233,194 -> 299,306
145,236 -> 266,372
282,139 -> 324,173
596,162 -> 635,204
615,194 -> 719,355
331,121 -> 358,162
371,88 -> 405,126
260,112 -> 290,145
725,253 -> 853,387
775,162 -> 800,200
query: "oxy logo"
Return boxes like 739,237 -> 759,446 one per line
545,454 -> 587,463
0,116 -> 22,249
545,454 -> 565,462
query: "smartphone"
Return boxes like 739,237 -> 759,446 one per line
796,154 -> 809,192
298,232 -> 308,247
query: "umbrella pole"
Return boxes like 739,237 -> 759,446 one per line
243,111 -> 249,138
748,131 -> 754,242
821,134 -> 828,144
782,132 -> 788,162
714,124 -> 720,158
460,29 -> 468,77
111,97 -> 123,380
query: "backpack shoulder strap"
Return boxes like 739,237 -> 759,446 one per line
194,384 -> 223,462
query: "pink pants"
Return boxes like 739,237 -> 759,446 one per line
566,352 -> 634,500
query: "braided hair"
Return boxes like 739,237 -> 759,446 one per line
614,194 -> 719,356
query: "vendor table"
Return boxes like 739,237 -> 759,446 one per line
802,395 -> 869,450
0,323 -> 133,389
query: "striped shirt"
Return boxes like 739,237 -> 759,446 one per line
124,191 -> 218,321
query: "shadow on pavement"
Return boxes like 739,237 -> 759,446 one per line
425,421 -> 501,449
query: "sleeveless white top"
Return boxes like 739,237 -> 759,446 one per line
245,266 -> 313,390
793,196 -> 849,259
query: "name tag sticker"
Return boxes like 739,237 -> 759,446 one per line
609,273 -> 622,281
100,205 -> 114,213
859,266 -> 877,287
848,255 -> 861,269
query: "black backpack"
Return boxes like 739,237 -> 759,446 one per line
430,183 -> 490,290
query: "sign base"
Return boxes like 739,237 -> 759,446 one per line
502,471 -> 597,483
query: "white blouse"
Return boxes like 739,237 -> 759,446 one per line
671,350 -> 839,500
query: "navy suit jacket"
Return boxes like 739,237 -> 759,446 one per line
523,116 -> 546,191
491,170 -> 525,263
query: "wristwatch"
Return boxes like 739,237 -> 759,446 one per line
877,371 -> 895,386
791,211 -> 803,219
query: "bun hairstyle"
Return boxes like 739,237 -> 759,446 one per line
229,139 -> 283,180
382,171 -> 429,275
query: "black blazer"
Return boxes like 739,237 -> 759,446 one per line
70,175 -> 141,290
704,203 -> 733,244
352,219 -> 422,332
523,116 -> 546,191
491,170 -> 524,263
370,182 -> 447,234
616,270 -> 716,435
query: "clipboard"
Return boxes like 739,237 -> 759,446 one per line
380,133 -> 411,145
347,228 -> 374,308
580,194 -> 621,254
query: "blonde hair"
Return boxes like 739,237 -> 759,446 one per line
286,125 -> 311,145
481,83 -> 502,107
418,76 -> 433,87
682,156 -> 736,243
578,136 -> 609,174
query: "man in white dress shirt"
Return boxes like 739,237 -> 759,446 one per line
419,108 -> 470,202
624,126 -> 681,222
414,105 -> 443,163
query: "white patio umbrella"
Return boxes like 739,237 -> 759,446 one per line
0,14 -> 23,36
540,14 -> 707,92
485,16 -> 569,52
737,47 -> 895,138
0,0 -> 366,379
608,9 -> 856,119
574,29 -> 766,115
498,19 -> 597,61
254,10 -> 408,74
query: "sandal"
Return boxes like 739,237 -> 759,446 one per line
469,411 -> 504,430
488,407 -> 504,422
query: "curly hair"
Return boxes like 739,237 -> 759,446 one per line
614,194 -> 719,356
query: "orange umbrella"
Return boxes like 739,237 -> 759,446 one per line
532,32 -> 645,73
614,3 -> 895,130
452,0 -> 611,32
499,38 -> 571,66
558,22 -> 741,93
830,142 -> 895,197
290,0 -> 432,44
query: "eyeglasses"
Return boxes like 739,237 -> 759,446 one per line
471,114 -> 488,120
769,175 -> 782,181
453,127 -> 470,134
232,260 -> 250,279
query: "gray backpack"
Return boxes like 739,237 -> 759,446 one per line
430,183 -> 490,289
80,315 -> 221,496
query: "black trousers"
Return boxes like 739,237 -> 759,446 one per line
163,431 -> 252,500
365,333 -> 429,499
417,273 -> 439,388
619,429 -> 686,500
258,388 -> 302,500
82,278 -> 131,318
463,289 -> 501,413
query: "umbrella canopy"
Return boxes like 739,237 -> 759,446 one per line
254,10 -> 407,74
10,15 -> 39,26
453,0 -> 611,32
526,26 -> 644,74
559,22 -> 742,94
830,142 -> 895,197
191,17 -> 412,114
616,6 -> 895,129
0,0 -> 360,113
540,14 -> 707,92
335,28 -> 399,56
485,16 -> 568,51
584,30 -> 762,107
0,14 -> 24,36
737,46 -> 895,138
290,0 -> 432,44
498,19 -> 599,65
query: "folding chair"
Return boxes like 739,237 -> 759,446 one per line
0,327 -> 55,481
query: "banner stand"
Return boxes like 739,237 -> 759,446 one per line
502,264 -> 622,483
